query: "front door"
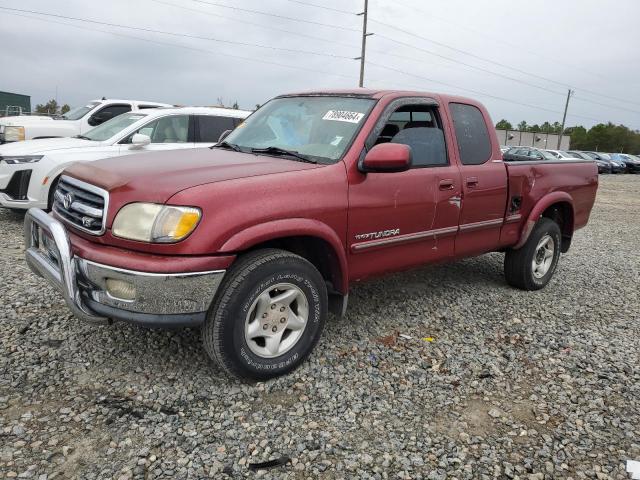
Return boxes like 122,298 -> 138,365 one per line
347,100 -> 462,281
118,114 -> 196,154
447,102 -> 508,257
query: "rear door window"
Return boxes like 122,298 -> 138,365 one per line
449,103 -> 492,165
197,115 -> 239,143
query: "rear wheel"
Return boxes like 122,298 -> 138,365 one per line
504,218 -> 561,290
202,249 -> 327,381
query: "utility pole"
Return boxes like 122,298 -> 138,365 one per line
356,0 -> 372,88
557,88 -> 574,149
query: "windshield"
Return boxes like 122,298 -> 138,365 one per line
84,113 -> 147,141
62,101 -> 100,120
224,96 -> 376,163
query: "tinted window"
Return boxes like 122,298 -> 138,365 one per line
197,115 -> 237,143
94,104 -> 131,124
138,105 -> 162,109
449,103 -> 492,165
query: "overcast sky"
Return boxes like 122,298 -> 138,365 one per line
1,0 -> 639,129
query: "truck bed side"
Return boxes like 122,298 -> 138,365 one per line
500,159 -> 598,249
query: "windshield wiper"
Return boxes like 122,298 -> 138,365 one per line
212,141 -> 242,152
74,135 -> 91,140
250,146 -> 317,164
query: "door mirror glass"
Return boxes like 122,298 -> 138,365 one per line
361,143 -> 412,173
130,133 -> 151,147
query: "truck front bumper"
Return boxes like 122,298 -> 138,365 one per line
24,208 -> 226,328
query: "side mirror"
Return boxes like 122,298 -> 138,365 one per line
218,129 -> 232,142
130,133 -> 151,148
360,143 -> 412,173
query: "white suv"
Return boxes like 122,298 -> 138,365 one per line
0,98 -> 172,143
0,106 -> 251,210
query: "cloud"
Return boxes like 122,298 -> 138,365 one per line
2,0 -> 639,128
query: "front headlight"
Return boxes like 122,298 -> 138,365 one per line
2,126 -> 26,142
112,203 -> 201,243
0,155 -> 43,164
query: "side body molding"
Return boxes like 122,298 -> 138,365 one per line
219,218 -> 349,294
513,191 -> 574,250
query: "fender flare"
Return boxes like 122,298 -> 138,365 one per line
220,218 -> 349,294
513,191 -> 574,250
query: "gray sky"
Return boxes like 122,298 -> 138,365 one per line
2,0 -> 639,129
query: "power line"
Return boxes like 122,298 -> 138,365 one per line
393,0 -> 611,83
365,61 -> 602,123
368,16 -> 640,109
191,0 -> 360,32
149,0 -> 360,51
1,10 -> 359,81
0,6 -> 355,60
372,32 -> 567,97
281,0 -> 357,15
371,32 -> 640,116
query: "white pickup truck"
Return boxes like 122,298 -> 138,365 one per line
0,98 -> 171,143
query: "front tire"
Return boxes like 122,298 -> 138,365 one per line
504,218 -> 561,290
202,249 -> 328,381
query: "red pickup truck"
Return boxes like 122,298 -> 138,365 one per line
24,89 -> 598,380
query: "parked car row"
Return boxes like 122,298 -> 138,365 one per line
0,105 -> 251,210
500,146 -> 640,174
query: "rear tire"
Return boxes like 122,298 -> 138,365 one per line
202,248 -> 327,381
504,218 -> 561,290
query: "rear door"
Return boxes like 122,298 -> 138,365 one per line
448,102 -> 508,257
347,98 -> 462,280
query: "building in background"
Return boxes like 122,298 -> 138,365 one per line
0,91 -> 31,117
495,128 -> 570,150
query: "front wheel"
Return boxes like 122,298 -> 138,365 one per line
202,249 -> 327,381
504,218 -> 562,290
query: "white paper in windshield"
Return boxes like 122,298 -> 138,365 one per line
322,110 -> 365,123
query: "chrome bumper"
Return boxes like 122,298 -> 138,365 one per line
24,208 -> 225,327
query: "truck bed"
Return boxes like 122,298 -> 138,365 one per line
500,158 -> 599,248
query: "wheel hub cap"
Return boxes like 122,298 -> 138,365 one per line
244,283 -> 309,359
532,234 -> 555,279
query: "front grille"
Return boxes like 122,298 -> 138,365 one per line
52,176 -> 108,235
0,170 -> 32,200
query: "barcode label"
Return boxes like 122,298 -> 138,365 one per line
322,110 -> 365,123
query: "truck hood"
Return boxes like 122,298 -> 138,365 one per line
65,148 -> 322,204
0,137 -> 96,155
0,116 -> 75,126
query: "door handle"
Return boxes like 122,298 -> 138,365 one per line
466,177 -> 479,187
439,179 -> 454,190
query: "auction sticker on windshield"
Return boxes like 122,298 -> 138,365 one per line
322,110 -> 365,123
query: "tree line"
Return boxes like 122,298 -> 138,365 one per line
495,119 -> 640,153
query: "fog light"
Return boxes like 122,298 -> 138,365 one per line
105,279 -> 136,301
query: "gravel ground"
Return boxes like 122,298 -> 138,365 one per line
1,175 -> 638,480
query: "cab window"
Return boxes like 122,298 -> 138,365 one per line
374,104 -> 447,167
449,103 -> 492,165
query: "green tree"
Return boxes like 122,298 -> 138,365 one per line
517,121 -> 528,132
495,119 -> 513,130
35,99 -> 70,116
232,101 -> 239,110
